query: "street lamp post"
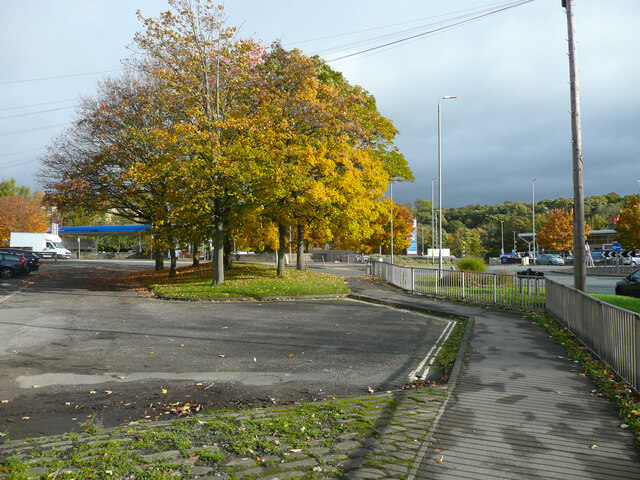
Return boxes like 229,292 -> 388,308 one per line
532,178 -> 537,261
389,182 -> 394,264
500,220 -> 504,255
431,177 -> 437,264
438,96 -> 457,271
636,180 -> 640,203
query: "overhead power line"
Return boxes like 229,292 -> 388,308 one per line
0,123 -> 69,137
0,147 -> 46,158
0,105 -> 79,120
0,156 -> 41,169
0,98 -> 79,112
326,0 -> 534,62
0,69 -> 120,86
289,1 -> 528,47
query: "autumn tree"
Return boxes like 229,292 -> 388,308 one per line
537,208 -> 590,253
341,200 -> 414,254
134,0 -> 266,284
247,46 -> 410,275
0,196 -> 49,246
39,72 -> 196,276
615,197 -> 640,249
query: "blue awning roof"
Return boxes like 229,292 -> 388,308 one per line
54,225 -> 151,236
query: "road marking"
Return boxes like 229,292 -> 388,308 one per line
0,282 -> 33,304
408,320 -> 456,382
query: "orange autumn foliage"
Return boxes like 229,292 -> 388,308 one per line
0,196 -> 49,246
537,208 -> 589,252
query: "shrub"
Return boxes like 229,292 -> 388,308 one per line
456,257 -> 486,272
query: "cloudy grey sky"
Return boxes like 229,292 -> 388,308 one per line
1,0 -> 638,207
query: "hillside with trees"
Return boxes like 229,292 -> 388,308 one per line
405,192 -> 635,257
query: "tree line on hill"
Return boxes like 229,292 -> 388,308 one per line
405,192 -> 640,257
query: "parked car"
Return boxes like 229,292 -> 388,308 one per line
0,252 -> 30,278
615,268 -> 640,298
536,253 -> 565,266
0,248 -> 39,272
622,255 -> 640,266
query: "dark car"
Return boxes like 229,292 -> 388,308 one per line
0,248 -> 39,272
615,268 -> 640,298
0,252 -> 30,278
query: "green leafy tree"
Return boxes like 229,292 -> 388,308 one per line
0,179 -> 30,198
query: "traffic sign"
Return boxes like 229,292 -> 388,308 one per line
612,242 -> 622,252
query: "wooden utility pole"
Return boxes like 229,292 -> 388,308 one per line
563,0 -> 587,291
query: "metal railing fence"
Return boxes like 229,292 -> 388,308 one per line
368,261 -> 545,311
546,279 -> 640,393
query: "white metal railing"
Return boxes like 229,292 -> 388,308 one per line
546,279 -> 640,393
368,261 -> 545,311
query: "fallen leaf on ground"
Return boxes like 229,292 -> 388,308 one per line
32,385 -> 40,389
1,400 -> 8,404
149,352 -> 154,355
368,386 -> 374,393
433,448 -> 441,453
289,448 -> 302,453
64,402 -> 71,406
591,445 -> 598,450
89,390 -> 96,394
162,388 -> 167,394
21,416 -> 30,420
436,455 -> 444,463
104,390 -> 112,395
289,353 -> 294,358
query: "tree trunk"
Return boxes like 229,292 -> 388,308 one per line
192,245 -> 200,267
154,248 -> 164,271
296,224 -> 305,270
277,223 -> 286,277
212,204 -> 225,285
169,247 -> 177,277
224,230 -> 233,270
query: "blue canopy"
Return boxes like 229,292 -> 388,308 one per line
54,225 -> 151,236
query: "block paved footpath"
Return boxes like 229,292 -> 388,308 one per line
347,276 -> 640,480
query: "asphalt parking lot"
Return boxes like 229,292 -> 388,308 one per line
0,261 -> 450,439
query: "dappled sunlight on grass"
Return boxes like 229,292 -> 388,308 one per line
136,262 -> 349,298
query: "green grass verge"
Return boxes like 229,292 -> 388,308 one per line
529,312 -> 640,446
590,293 -> 640,314
432,318 -> 467,375
139,262 -> 349,299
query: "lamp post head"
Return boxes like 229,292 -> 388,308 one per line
441,96 -> 457,99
